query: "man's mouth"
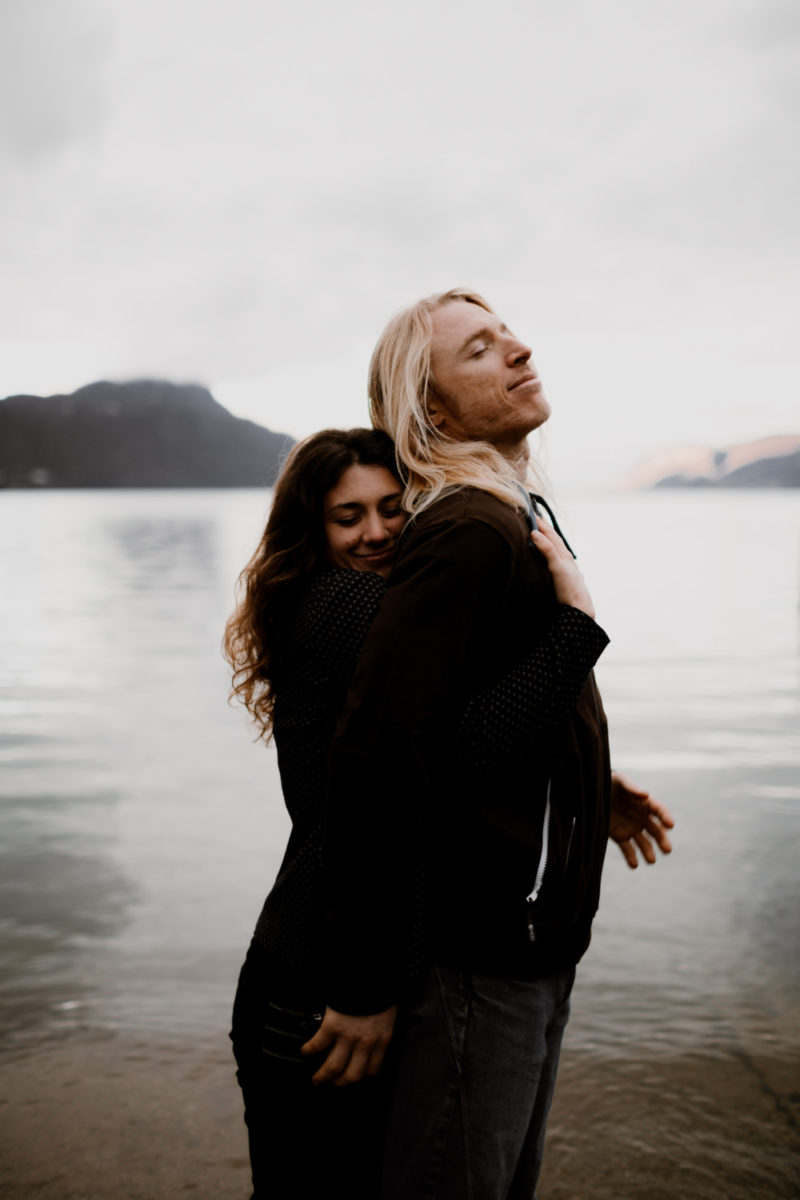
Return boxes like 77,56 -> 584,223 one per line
508,373 -> 540,392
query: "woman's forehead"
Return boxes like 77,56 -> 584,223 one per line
325,463 -> 402,509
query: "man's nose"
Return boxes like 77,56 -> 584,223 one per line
505,335 -> 532,364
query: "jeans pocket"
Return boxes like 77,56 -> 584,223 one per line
259,1002 -> 323,1065
434,965 -> 471,1072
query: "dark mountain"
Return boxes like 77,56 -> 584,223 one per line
698,449 -> 800,488
622,435 -> 800,490
0,380 -> 293,488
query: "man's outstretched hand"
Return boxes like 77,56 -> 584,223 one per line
301,1003 -> 397,1087
609,772 -> 674,868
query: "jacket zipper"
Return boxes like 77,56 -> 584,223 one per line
564,815 -> 576,871
525,780 -> 551,943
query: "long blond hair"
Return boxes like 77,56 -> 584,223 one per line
368,288 -> 540,516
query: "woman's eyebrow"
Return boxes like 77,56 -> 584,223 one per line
327,490 -> 402,514
326,500 -> 362,513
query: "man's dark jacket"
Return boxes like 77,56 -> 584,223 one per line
323,487 -> 612,1015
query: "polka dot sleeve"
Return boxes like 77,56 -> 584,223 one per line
456,605 -> 610,768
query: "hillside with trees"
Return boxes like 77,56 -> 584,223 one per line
0,381 -> 292,488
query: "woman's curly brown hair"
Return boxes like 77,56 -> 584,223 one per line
223,427 -> 401,739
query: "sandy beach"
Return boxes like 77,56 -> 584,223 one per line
1,1034 -> 250,1200
2,1029 -> 797,1200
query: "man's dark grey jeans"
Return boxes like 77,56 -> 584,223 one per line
380,962 -> 575,1200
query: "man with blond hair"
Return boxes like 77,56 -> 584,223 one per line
302,289 -> 673,1199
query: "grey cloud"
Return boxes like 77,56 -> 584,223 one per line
743,0 -> 800,44
597,101 -> 799,251
0,0 -> 112,159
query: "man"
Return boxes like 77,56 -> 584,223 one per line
303,288 -> 673,1198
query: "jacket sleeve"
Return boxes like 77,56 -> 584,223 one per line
456,605 -> 610,768
294,570 -> 387,686
321,513 -> 517,1014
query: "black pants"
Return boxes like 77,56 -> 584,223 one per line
230,941 -> 393,1200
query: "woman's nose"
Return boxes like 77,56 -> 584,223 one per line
362,513 -> 390,542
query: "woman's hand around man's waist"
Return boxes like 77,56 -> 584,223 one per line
302,1003 -> 397,1086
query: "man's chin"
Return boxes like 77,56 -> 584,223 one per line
522,403 -> 551,435
534,391 -> 552,422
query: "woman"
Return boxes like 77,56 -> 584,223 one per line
225,429 -> 405,1200
224,427 -> 608,1199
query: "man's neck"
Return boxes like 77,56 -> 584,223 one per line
496,439 -> 530,483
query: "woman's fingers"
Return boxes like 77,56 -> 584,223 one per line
300,1019 -> 335,1059
302,1004 -> 396,1087
530,528 -> 596,619
530,524 -> 569,559
310,1040 -> 352,1086
332,1044 -> 370,1088
364,1040 -> 390,1078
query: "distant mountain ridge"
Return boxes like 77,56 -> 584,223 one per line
0,380 -> 293,488
622,435 -> 800,490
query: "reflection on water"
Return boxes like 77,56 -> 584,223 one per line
0,715 -> 136,1042
0,819 -> 138,1043
1,488 -> 798,1195
0,490 -> 278,1052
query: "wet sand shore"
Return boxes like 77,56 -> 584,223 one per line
2,1032 -> 797,1200
541,1049 -> 800,1200
0,1035 -> 250,1200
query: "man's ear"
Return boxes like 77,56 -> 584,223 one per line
426,394 -> 446,429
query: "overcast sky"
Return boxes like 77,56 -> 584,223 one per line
1,0 -> 797,485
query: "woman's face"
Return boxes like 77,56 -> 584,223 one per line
323,464 -> 406,579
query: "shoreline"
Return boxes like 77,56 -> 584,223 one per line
2,1030 -> 797,1200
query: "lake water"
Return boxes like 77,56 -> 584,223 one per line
1,487 -> 798,1198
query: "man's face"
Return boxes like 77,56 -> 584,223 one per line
427,301 -> 550,452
